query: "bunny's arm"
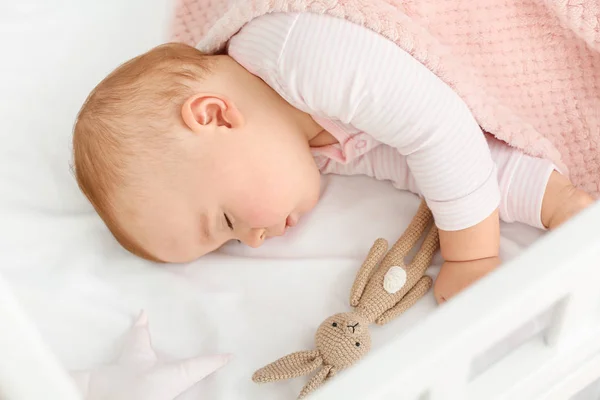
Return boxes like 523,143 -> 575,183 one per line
350,238 -> 388,307
385,200 -> 433,260
375,276 -> 433,325
407,224 -> 439,276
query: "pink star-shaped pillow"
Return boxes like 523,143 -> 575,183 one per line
70,311 -> 231,400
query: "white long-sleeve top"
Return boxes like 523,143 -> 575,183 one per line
227,12 -> 555,230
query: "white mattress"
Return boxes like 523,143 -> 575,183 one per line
1,174 -> 548,400
0,1 -> 558,399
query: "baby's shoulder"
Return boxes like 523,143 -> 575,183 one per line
227,12 -> 299,75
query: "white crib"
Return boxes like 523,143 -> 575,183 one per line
1,1 -> 599,400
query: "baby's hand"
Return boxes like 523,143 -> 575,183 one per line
434,209 -> 501,304
434,257 -> 501,303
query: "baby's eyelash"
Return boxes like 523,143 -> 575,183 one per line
224,213 -> 234,230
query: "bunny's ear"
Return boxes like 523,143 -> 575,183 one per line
252,350 -> 322,383
298,365 -> 334,399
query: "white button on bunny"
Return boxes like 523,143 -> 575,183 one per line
70,310 -> 231,400
383,265 -> 407,294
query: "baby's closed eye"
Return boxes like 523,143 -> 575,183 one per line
224,213 -> 234,230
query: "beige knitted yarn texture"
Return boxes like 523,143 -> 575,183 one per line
252,200 -> 440,399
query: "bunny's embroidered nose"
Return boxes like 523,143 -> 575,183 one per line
346,322 -> 359,334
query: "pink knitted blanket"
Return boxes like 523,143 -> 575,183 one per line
170,0 -> 600,195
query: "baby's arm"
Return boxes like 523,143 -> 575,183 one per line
440,209 -> 500,261
230,12 -> 501,300
268,13 -> 500,228
279,13 -> 501,296
436,211 -> 501,303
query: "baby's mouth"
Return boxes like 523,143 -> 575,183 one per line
285,215 -> 298,228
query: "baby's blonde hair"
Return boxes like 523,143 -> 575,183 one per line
72,42 -> 213,261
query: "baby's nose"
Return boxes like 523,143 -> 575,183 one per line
240,229 -> 266,248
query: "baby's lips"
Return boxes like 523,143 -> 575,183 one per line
286,214 -> 298,227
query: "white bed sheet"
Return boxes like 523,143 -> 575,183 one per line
0,1 -> 555,399
1,174 -> 548,400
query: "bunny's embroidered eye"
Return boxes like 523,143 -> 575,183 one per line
355,342 -> 360,347
332,322 -> 337,327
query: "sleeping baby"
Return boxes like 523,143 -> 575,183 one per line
71,12 -> 593,304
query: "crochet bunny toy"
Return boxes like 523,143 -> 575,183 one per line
252,200 -> 439,399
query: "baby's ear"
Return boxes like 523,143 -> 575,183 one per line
252,350 -> 322,383
181,93 -> 244,132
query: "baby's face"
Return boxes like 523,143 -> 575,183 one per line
119,116 -> 322,263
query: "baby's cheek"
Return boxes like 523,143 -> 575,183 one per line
237,192 -> 289,227
230,165 -> 304,227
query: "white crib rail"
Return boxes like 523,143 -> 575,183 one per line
312,201 -> 600,400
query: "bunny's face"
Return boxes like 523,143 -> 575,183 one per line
315,312 -> 371,369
